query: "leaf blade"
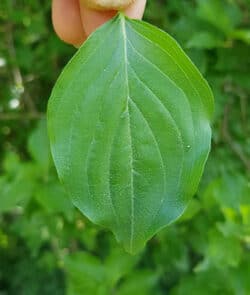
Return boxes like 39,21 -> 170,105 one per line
48,14 -> 213,253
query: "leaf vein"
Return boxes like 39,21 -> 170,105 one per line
85,69 -> 121,219
128,98 -> 167,196
126,21 -> 206,119
121,16 -> 135,253
126,30 -> 185,231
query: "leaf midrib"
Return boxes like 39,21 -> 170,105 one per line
121,15 -> 135,252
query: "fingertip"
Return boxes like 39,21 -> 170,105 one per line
52,0 -> 86,46
124,0 -> 146,19
79,5 -> 116,37
80,0 -> 146,36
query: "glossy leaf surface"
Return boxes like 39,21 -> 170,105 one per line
48,14 -> 213,253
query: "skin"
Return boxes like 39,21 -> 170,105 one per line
52,0 -> 146,46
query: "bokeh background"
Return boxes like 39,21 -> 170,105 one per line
0,0 -> 250,294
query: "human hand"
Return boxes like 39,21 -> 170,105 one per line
52,0 -> 146,46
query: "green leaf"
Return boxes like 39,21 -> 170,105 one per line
35,181 -> 74,221
2,152 -> 20,174
207,229 -> 242,268
171,267 -> 233,295
208,173 -> 249,212
105,246 -> 140,285
28,117 -> 51,171
117,270 -> 159,295
64,252 -> 109,295
187,32 -> 223,49
48,14 -> 213,253
178,199 -> 201,222
64,248 -> 139,295
197,0 -> 242,35
231,29 -> 250,45
0,162 -> 36,212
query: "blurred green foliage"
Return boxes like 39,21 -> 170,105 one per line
0,0 -> 250,294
